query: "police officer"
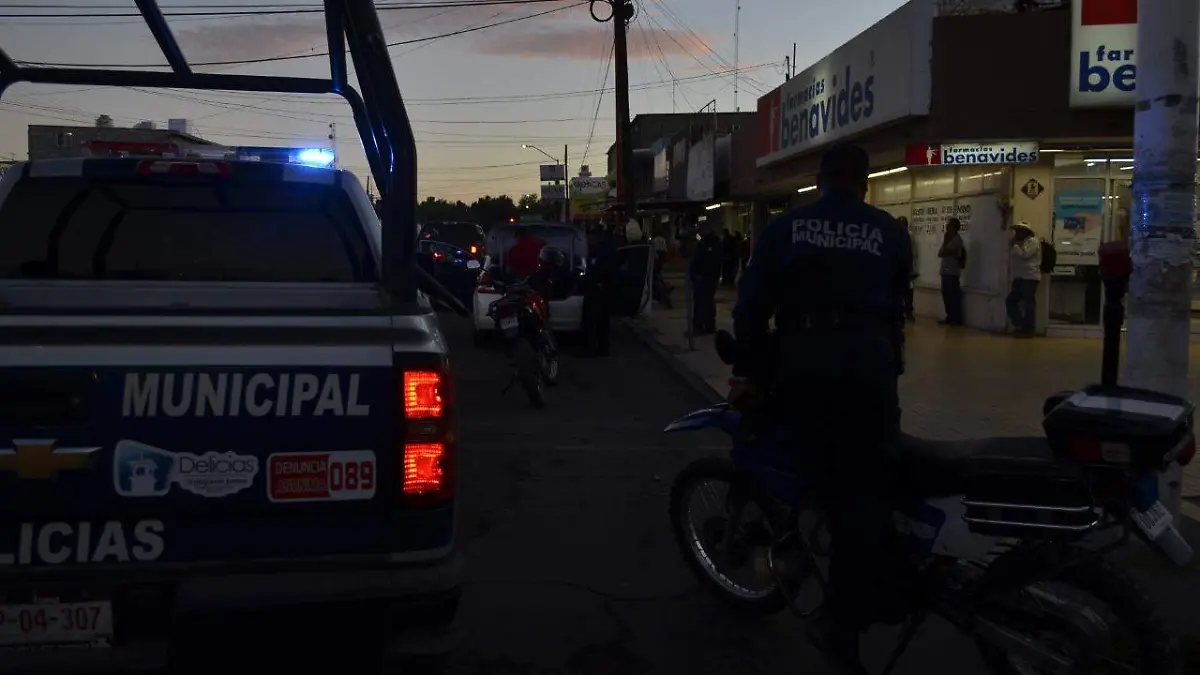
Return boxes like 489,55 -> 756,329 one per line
731,143 -> 912,675
689,219 -> 722,334
579,224 -> 618,357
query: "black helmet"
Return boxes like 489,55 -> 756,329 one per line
538,245 -> 567,269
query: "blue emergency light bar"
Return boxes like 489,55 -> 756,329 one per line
229,146 -> 336,168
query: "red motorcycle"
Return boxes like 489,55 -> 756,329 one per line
486,277 -> 559,408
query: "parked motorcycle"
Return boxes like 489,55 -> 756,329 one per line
487,277 -> 558,408
663,241 -> 1193,675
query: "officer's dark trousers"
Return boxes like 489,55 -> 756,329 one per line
691,277 -> 718,332
581,288 -> 611,355
773,334 -> 901,638
721,257 -> 738,286
941,273 -> 963,325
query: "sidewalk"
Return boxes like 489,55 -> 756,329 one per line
630,286 -> 1200,499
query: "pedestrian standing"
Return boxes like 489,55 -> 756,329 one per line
1005,221 -> 1042,337
936,218 -> 966,325
734,233 -> 744,284
897,216 -> 917,322
720,228 -> 739,287
578,225 -> 618,356
689,220 -> 722,335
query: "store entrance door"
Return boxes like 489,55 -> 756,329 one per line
1108,179 -> 1132,246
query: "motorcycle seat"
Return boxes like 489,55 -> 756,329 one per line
896,433 -> 1052,498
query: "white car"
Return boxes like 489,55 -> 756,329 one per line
472,222 -> 588,338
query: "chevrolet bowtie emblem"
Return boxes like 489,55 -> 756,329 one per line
0,439 -> 102,479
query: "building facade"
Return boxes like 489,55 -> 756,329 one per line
742,0 -> 1196,337
27,125 -> 216,161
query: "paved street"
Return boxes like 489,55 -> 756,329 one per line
438,311 -> 994,675
120,307 -> 1200,674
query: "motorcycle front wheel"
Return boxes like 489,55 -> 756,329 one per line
513,338 -> 545,409
668,457 -> 790,615
974,556 -> 1180,675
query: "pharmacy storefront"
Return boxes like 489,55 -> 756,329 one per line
1051,0 -> 1200,336
872,142 -> 1040,330
746,0 -> 1199,337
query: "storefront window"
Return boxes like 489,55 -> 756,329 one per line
871,172 -> 911,204
957,167 -> 1008,195
1053,153 -> 1104,177
1048,177 -> 1106,326
912,167 -> 954,200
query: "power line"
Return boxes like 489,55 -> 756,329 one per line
1,0 -> 571,18
582,41 -> 614,166
17,2 -> 585,68
650,0 -> 768,93
15,65 -> 768,124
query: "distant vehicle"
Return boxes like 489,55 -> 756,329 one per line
472,222 -> 589,339
419,221 -> 486,259
0,155 -> 460,668
471,222 -> 655,342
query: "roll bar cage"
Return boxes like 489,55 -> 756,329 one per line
0,0 -> 420,305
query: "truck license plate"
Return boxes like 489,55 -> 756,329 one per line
500,316 -> 518,331
0,601 -> 113,647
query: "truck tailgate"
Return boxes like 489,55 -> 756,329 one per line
0,314 -> 453,570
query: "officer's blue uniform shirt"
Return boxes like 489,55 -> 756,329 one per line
732,190 -> 912,373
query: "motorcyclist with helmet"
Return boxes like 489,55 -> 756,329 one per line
530,245 -> 568,307
730,142 -> 912,675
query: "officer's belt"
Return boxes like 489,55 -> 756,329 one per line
776,312 -> 895,333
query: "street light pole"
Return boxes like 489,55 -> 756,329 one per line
523,143 -> 568,222
1125,0 -> 1199,523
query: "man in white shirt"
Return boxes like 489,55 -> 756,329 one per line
1005,221 -> 1042,337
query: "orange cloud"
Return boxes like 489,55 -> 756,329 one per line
476,24 -> 711,60
174,3 -> 558,63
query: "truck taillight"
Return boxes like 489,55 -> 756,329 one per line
398,364 -> 454,505
403,371 -> 444,419
403,443 -> 446,496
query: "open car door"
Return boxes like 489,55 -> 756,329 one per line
611,244 -> 652,317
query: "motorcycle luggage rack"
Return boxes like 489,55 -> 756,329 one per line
961,498 -> 1102,538
960,464 -> 1101,537
0,0 -> 419,306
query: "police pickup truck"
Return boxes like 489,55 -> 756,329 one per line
0,156 -> 459,670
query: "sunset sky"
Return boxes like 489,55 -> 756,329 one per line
0,0 -> 911,201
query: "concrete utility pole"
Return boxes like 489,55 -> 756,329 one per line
612,0 -> 637,224
1125,0 -> 1199,522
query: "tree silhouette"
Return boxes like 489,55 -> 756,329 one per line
517,193 -> 540,210
413,194 -> 520,230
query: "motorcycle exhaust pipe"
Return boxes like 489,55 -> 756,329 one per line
974,617 -> 1074,675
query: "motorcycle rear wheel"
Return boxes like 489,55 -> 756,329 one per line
975,557 -> 1180,675
668,456 -> 789,615
513,338 -> 545,409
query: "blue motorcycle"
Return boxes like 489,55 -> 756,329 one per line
663,263 -> 1193,675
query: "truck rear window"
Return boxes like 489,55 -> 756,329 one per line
0,176 -> 376,283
